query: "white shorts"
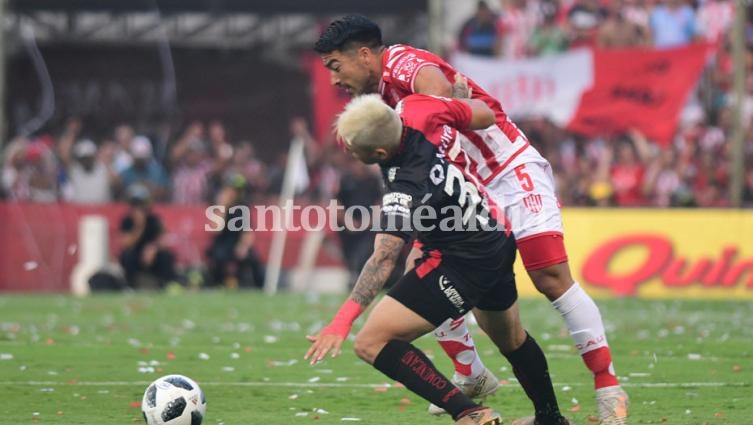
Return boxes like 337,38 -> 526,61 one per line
484,149 -> 568,270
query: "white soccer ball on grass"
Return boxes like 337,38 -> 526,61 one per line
141,374 -> 207,425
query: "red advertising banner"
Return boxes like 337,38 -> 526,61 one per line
566,43 -> 713,145
0,202 -> 343,292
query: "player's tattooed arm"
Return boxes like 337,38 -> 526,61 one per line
452,73 -> 471,99
304,233 -> 405,365
350,233 -> 405,307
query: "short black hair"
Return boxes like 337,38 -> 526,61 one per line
314,15 -> 383,54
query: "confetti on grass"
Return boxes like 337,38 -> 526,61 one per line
269,359 -> 298,367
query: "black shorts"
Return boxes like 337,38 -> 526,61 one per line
387,264 -> 518,327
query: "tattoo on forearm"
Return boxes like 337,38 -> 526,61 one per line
452,79 -> 470,99
350,236 -> 404,306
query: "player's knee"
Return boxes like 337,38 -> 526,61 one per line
529,263 -> 574,300
492,324 -> 528,354
353,331 -> 383,364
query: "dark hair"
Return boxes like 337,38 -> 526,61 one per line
314,15 -> 383,54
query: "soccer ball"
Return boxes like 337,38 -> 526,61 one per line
141,374 -> 207,425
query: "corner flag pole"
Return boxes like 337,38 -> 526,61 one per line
263,136 -> 305,294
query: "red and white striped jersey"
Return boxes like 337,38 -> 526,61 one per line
379,44 -> 537,184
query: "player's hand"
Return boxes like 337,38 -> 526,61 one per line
304,325 -> 348,365
452,73 -> 471,99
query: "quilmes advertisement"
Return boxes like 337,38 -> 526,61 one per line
515,209 -> 753,299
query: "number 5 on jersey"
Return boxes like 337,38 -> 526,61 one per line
514,164 -> 534,192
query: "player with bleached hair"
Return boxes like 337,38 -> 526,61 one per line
313,14 -> 628,424
306,92 -> 573,425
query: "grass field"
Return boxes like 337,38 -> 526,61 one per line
0,291 -> 750,425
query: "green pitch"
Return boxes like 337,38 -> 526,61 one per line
0,292 -> 750,424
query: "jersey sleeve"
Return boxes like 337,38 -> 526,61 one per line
378,128 -> 437,242
388,49 -> 440,94
441,98 -> 474,129
399,95 -> 473,141
379,166 -> 423,242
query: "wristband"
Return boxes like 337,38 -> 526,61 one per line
321,299 -> 365,339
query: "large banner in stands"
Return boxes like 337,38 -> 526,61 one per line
514,209 -> 753,299
451,44 -> 711,146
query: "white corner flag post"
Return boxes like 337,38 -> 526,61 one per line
263,136 -> 305,295
70,215 -> 109,296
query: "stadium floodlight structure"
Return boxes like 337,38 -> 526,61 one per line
1,0 -> 429,150
5,1 -> 428,49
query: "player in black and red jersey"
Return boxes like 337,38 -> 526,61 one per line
305,93 -> 572,425
313,15 -> 627,424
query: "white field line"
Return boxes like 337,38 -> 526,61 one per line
0,381 -> 748,389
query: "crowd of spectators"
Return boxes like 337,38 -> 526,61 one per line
0,117 -> 373,207
457,0 -> 753,207
457,0 -> 738,57
2,1 -> 752,211
0,114 -> 381,289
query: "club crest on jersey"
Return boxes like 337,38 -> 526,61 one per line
388,167 -> 399,182
523,193 -> 543,214
394,54 -> 422,82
